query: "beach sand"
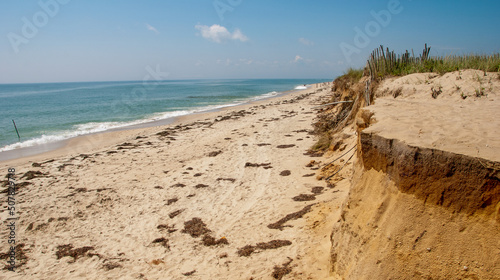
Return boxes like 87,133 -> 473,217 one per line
0,83 -> 348,279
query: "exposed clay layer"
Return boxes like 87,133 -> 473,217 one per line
360,131 -> 500,217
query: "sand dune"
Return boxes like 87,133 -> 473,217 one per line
329,70 -> 500,279
370,69 -> 500,162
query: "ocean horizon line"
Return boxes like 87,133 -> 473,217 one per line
0,77 -> 333,86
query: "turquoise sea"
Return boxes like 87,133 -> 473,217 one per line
0,79 -> 328,154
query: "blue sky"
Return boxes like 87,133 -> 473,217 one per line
1,0 -> 499,83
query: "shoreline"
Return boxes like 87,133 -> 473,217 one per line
0,83 -> 326,167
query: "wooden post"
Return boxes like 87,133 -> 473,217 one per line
12,120 -> 20,142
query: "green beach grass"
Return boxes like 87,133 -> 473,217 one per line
366,44 -> 500,80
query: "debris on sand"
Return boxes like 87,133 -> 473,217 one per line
217,178 -> 236,183
292,194 -> 316,201
157,224 -> 177,233
169,209 -> 184,219
0,243 -> 29,269
21,171 -> 48,180
55,244 -> 96,261
182,218 -> 211,238
103,262 -> 122,270
245,162 -> 272,168
183,270 -> 197,276
237,240 -> 292,257
311,187 -> 324,194
1,181 -> 31,194
202,235 -> 229,247
306,160 -> 316,167
208,150 -> 222,157
237,245 -> 256,257
152,237 -> 170,249
303,150 -> 324,157
268,204 -> 314,230
279,170 -> 291,176
276,144 -> 296,149
271,257 -> 293,279
167,198 -> 178,205
31,159 -> 55,167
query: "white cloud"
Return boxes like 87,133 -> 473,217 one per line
292,55 -> 314,64
299,37 -> 314,46
239,58 -> 253,65
217,58 -> 233,66
294,55 -> 304,63
146,23 -> 159,34
195,24 -> 248,43
232,29 -> 249,42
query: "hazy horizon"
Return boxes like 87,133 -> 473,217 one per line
0,77 -> 331,86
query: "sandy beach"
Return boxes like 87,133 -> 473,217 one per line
2,0 -> 498,278
0,83 -> 352,279
2,70 -> 499,279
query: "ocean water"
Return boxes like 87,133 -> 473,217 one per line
0,79 -> 328,153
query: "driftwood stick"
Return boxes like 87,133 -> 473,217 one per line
325,150 -> 356,181
323,144 -> 358,168
311,101 -> 353,109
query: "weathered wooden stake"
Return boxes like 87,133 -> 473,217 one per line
12,119 -> 20,142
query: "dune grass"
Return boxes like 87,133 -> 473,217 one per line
344,67 -> 364,82
366,44 -> 500,80
331,67 -> 365,92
